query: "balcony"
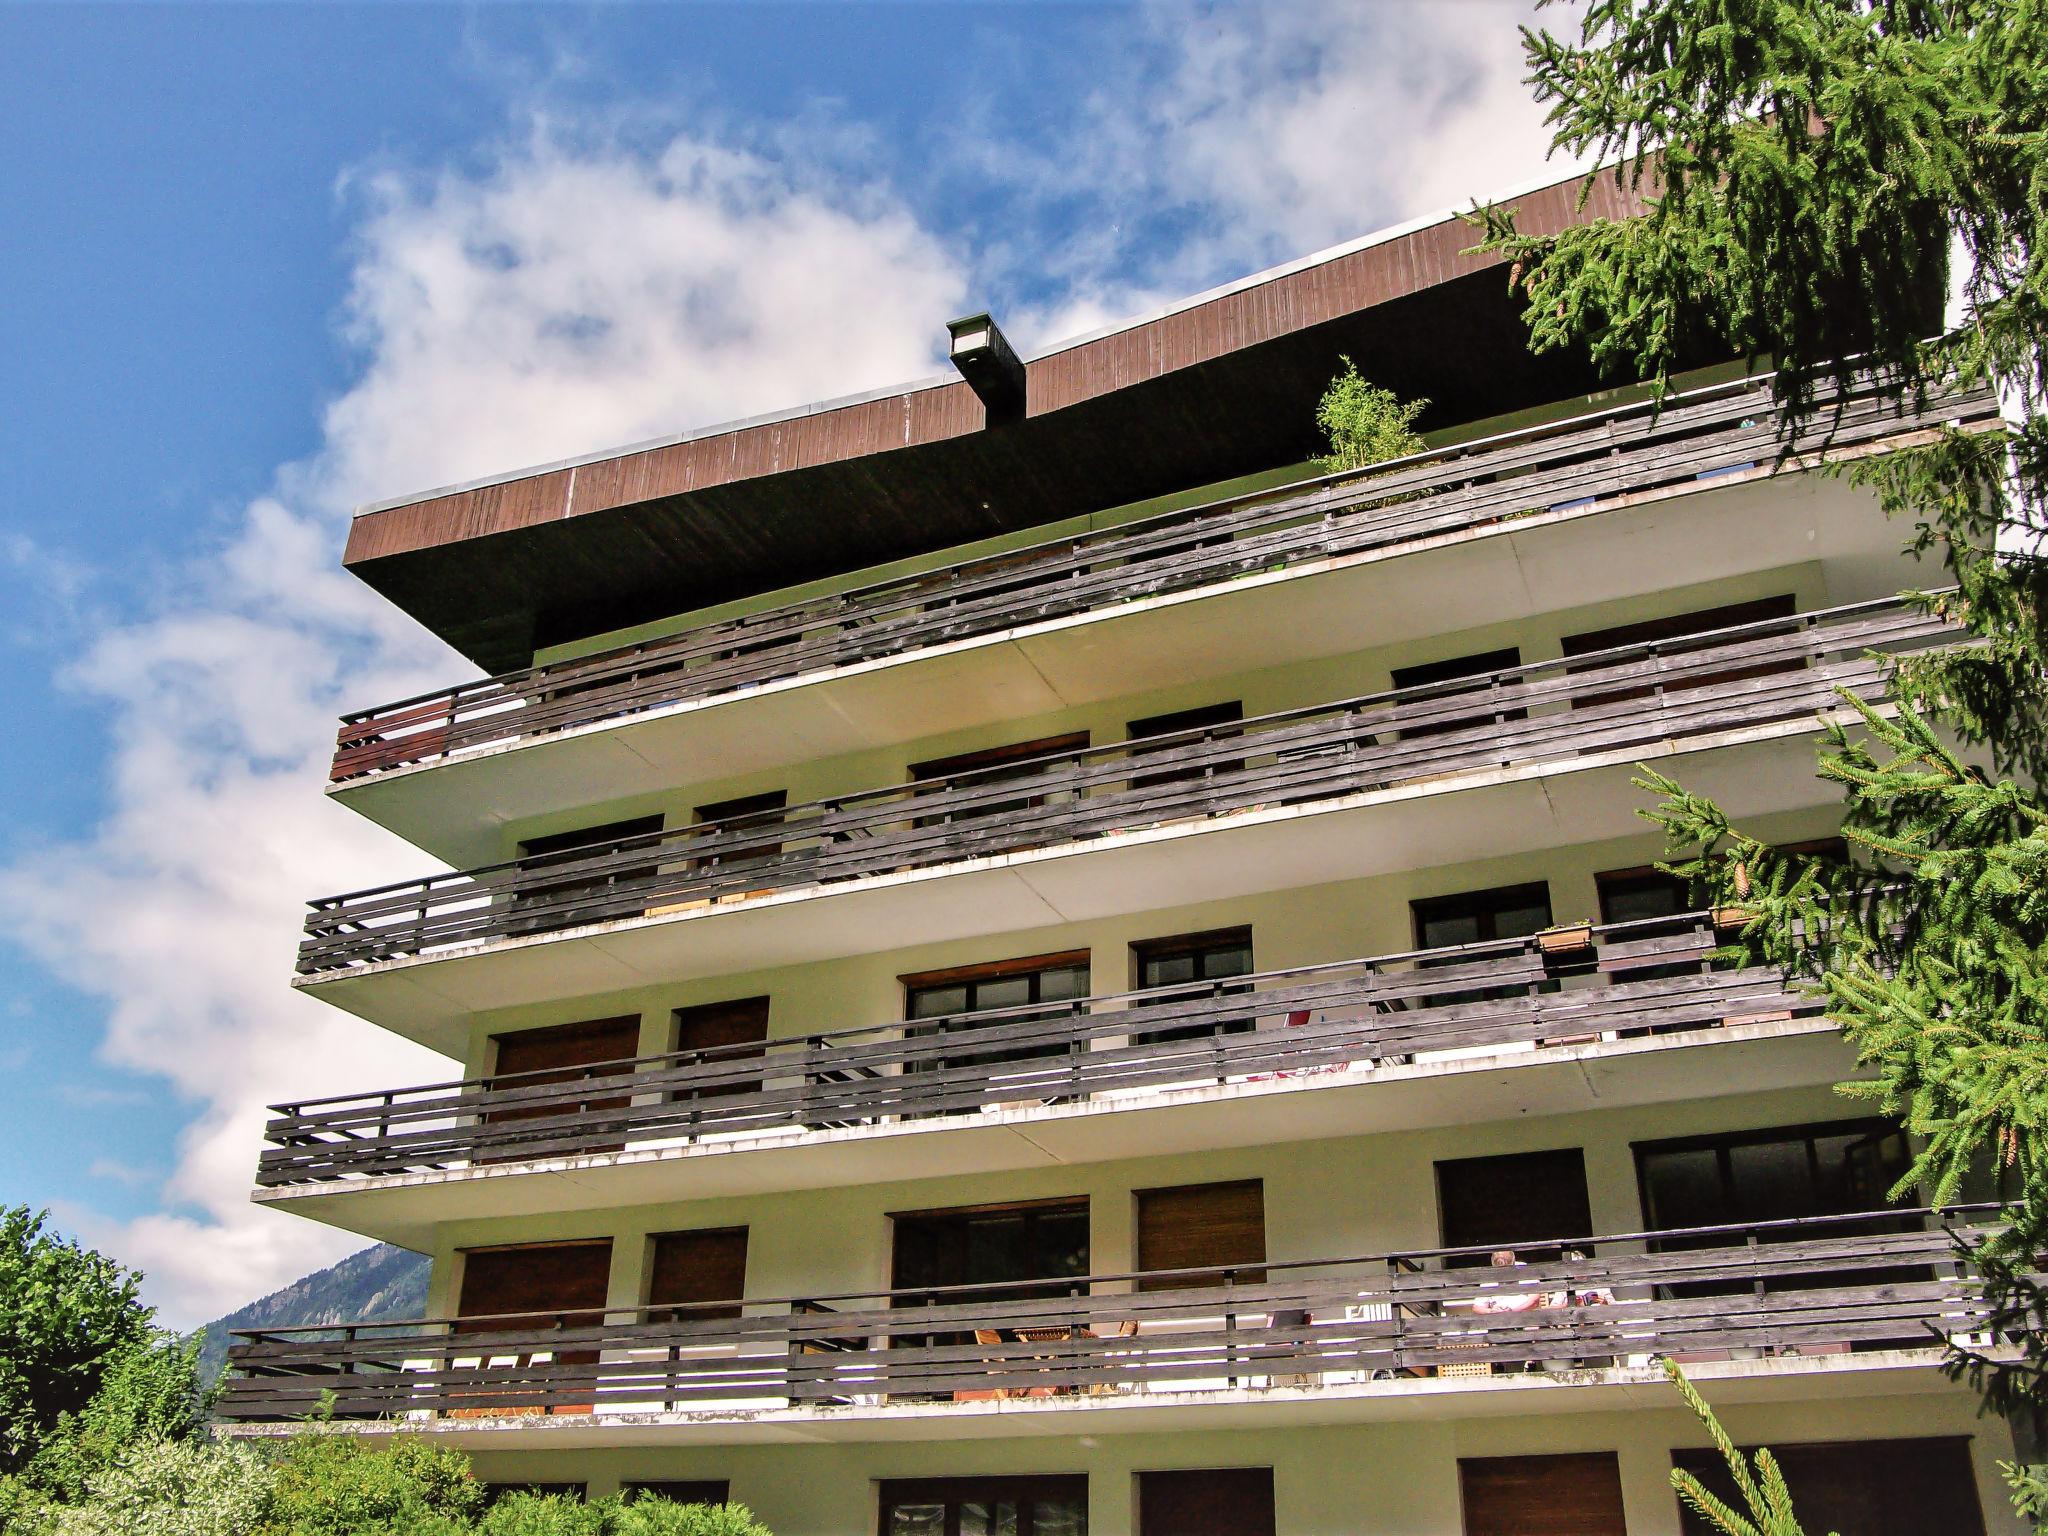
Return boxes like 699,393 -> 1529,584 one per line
331,372 -> 1987,785
298,598 -> 1954,1010
262,911 -> 1826,1210
217,1208 -> 2000,1438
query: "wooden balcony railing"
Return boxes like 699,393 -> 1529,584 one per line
328,372 -> 1997,783
217,1208 -> 2002,1422
299,596 -> 1955,974
264,911 -> 1818,1187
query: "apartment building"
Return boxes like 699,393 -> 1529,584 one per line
220,169 -> 2023,1535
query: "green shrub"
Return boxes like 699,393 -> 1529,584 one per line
0,1208 -> 162,1476
477,1492 -> 619,1536
25,1337 -> 210,1506
617,1500 -> 773,1536
52,1439 -> 270,1536
1314,358 -> 1428,475
257,1433 -> 484,1536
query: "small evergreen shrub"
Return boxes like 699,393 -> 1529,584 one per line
258,1433 -> 484,1536
53,1439 -> 270,1536
617,1500 -> 774,1536
1314,357 -> 1428,474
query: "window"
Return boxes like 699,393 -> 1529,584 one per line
1436,1149 -> 1593,1266
1389,646 -> 1523,739
1411,882 -> 1554,1005
1561,594 -> 1798,708
879,1475 -> 1088,1536
902,951 -> 1092,1076
1634,1119 -> 1921,1298
1138,1469 -> 1274,1536
669,996 -> 770,1102
484,1016 -> 640,1161
1136,1181 -> 1265,1290
891,1198 -> 1091,1296
1124,701 -> 1245,791
623,1482 -> 729,1507
689,790 -> 787,879
647,1227 -> 748,1323
910,733 -> 1089,825
1595,866 -> 1693,925
1459,1454 -> 1626,1536
889,1199 -> 1091,1361
512,815 -> 665,931
1130,927 -> 1253,1044
1670,1438 -> 1985,1536
1412,882 -> 1554,949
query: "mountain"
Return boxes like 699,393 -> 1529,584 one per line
195,1243 -> 429,1384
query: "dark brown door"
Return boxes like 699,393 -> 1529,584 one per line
485,1016 -> 641,1160
1460,1453 -> 1627,1536
647,1227 -> 749,1322
1136,1181 -> 1266,1289
1436,1148 -> 1593,1264
1671,1437 -> 1985,1536
670,996 -> 770,1101
1139,1468 -> 1274,1536
456,1239 -> 612,1415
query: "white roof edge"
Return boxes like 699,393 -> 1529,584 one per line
353,158 -> 1588,522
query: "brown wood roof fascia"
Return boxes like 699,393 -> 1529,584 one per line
344,167 -> 1640,572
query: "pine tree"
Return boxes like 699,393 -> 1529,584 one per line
1470,0 -> 2048,1511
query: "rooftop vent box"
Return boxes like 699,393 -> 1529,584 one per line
946,312 -> 1026,424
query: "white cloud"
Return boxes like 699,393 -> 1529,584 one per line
0,120 -> 968,1329
0,7 -> 1570,1330
974,0 -> 1566,335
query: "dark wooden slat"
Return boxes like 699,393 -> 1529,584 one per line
214,1212 -> 2007,1420
329,373 -> 2000,780
259,913 -> 1823,1184
297,597 -> 1958,972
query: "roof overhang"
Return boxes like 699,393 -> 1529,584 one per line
345,166 -> 1663,673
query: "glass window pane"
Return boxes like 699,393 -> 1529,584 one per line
1039,965 -> 1090,1002
1420,912 -> 1481,948
1201,944 -> 1253,979
887,1504 -> 946,1536
1031,1495 -> 1087,1535
976,976 -> 1033,1011
1641,1148 -> 1726,1229
1141,953 -> 1195,988
910,986 -> 967,1019
1492,900 -> 1553,939
1727,1138 -> 1817,1222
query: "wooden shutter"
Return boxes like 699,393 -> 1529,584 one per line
485,1017 -> 641,1160
1459,1453 -> 1627,1536
1140,1468 -> 1275,1536
671,997 -> 770,1100
1136,1181 -> 1265,1290
1672,1437 -> 1985,1536
648,1228 -> 749,1322
493,1016 -> 641,1078
457,1240 -> 611,1329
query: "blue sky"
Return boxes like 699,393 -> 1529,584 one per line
0,0 -> 1554,1326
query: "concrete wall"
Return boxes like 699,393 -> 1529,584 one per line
455,1390 -> 2021,1535
492,563 -> 1835,867
421,1082 -> 1889,1322
457,802 -> 1845,1081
